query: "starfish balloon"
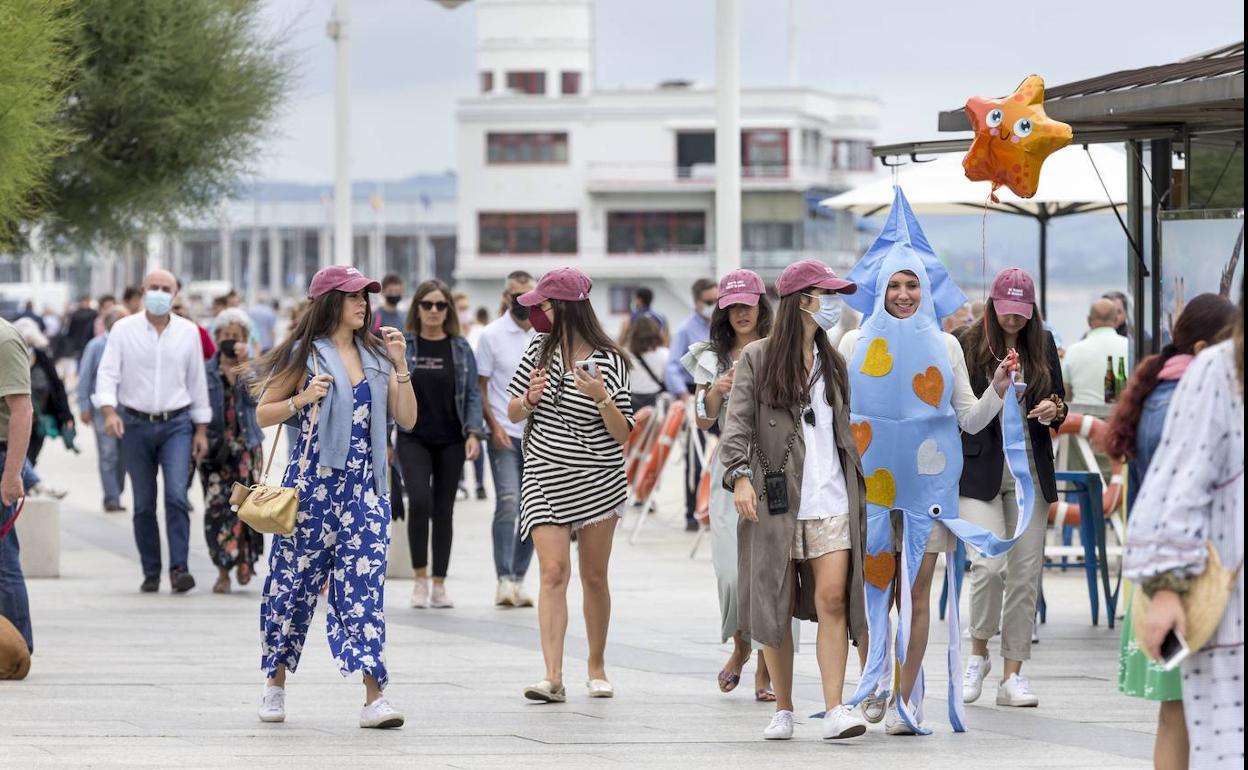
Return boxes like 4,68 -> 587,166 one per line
962,75 -> 1072,200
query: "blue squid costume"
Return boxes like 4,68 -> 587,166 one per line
843,188 -> 1036,733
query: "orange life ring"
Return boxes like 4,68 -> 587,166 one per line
634,400 -> 686,502
1048,412 -> 1123,525
694,442 -> 718,524
624,406 -> 655,485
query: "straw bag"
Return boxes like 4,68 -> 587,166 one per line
1132,540 -> 1244,653
231,359 -> 322,535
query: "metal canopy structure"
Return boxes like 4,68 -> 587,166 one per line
868,42 -> 1245,356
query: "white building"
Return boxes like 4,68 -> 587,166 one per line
454,0 -> 879,323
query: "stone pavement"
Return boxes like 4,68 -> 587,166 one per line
2,430 -> 1158,768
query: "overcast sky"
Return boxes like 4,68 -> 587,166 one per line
254,0 -> 1242,182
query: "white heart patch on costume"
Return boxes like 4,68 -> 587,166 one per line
917,438 -> 946,476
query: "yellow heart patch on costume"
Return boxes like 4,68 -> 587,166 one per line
864,552 -> 896,590
912,366 -> 944,407
851,421 -> 872,457
860,338 -> 893,377
864,468 -> 896,508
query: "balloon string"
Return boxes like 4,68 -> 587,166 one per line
980,191 -> 991,303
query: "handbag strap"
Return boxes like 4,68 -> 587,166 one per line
258,354 -> 322,484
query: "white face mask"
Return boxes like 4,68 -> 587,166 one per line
801,293 -> 842,331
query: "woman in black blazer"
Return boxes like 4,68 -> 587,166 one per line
956,268 -> 1067,710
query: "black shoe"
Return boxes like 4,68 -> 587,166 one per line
104,502 -> 127,513
140,575 -> 160,593
475,488 -> 487,500
685,519 -> 700,532
170,568 -> 196,593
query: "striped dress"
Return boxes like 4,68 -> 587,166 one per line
508,336 -> 634,540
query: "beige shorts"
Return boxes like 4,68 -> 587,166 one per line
891,512 -> 955,554
791,515 -> 851,561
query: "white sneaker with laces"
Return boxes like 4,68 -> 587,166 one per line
963,654 -> 991,703
884,701 -> 917,736
763,709 -> 795,740
861,691 -> 888,724
410,577 -> 430,609
359,697 -> 405,729
495,579 -> 515,607
996,673 -> 1039,707
822,704 -> 867,740
511,582 -> 534,608
430,582 -> 454,608
258,686 -> 285,723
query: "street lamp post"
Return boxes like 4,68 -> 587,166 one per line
714,0 -> 742,276
329,0 -> 352,267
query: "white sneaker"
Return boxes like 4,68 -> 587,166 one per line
861,691 -> 888,724
963,654 -> 991,704
511,582 -> 534,608
884,701 -> 917,736
430,582 -> 454,608
359,697 -> 405,729
258,686 -> 285,723
495,579 -> 515,607
822,704 -> 867,740
410,578 -> 429,609
763,709 -> 795,740
996,673 -> 1039,707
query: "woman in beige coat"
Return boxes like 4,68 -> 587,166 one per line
719,259 -> 868,742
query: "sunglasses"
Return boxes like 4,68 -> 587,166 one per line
419,301 -> 449,311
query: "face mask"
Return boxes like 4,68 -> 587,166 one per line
144,289 -> 173,316
529,306 -> 553,334
509,300 -> 530,322
384,294 -> 401,306
801,293 -> 842,331
698,300 -> 716,318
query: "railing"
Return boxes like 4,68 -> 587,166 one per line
585,162 -> 849,188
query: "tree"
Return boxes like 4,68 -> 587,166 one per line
0,0 -> 78,248
39,0 -> 292,248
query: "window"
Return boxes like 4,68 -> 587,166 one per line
609,285 -> 638,315
486,132 -> 569,164
561,71 -> 582,95
480,71 -> 494,94
505,71 -> 546,95
743,221 -> 802,250
607,212 -> 706,254
478,213 -> 577,254
676,131 -> 715,177
831,140 -> 875,172
742,130 -> 789,177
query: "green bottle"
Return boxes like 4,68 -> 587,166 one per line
1115,357 -> 1128,398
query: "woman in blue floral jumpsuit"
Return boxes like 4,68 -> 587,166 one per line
249,265 -> 417,729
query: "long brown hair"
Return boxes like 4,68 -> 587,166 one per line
757,293 -> 846,409
405,279 -> 461,337
250,290 -> 386,396
627,314 -> 664,357
1106,292 -> 1235,460
536,298 -> 630,372
709,297 -> 773,370
961,299 -> 1052,400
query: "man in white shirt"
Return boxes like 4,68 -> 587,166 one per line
95,270 -> 212,594
476,271 -> 538,608
1062,299 -> 1129,404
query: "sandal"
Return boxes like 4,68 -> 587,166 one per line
524,680 -> 566,703
236,562 -> 252,586
717,669 -> 741,693
212,575 -> 231,594
755,688 -> 776,702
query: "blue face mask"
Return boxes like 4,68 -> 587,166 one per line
144,289 -> 173,316
802,293 -> 842,331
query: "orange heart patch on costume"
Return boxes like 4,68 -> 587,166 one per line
864,468 -> 896,508
864,552 -> 896,590
850,421 -> 872,457
860,338 -> 893,377
912,366 -> 945,408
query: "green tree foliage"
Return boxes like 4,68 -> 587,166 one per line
43,0 -> 291,247
0,0 -> 78,247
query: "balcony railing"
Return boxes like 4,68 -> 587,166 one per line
585,163 -> 864,191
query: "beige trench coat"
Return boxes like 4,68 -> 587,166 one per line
718,337 -> 868,650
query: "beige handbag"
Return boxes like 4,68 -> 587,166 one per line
231,359 -> 322,536
1132,540 -> 1243,653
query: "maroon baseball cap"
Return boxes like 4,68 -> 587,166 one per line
717,269 -> 766,308
990,267 -> 1035,319
775,258 -> 856,298
517,267 -> 592,306
308,265 -> 382,299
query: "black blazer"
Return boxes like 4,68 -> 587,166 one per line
959,332 -> 1064,504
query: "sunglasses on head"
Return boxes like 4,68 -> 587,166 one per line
419,300 -> 449,311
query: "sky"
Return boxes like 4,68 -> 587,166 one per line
254,0 -> 1243,183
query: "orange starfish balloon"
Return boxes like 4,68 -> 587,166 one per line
963,75 -> 1072,200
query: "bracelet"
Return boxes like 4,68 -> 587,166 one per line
525,393 -> 541,407
728,466 -> 753,483
595,396 -> 612,410
287,397 -> 298,414
396,371 -> 411,384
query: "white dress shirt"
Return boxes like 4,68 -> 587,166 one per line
796,350 -> 851,521
93,312 -> 212,424
475,313 -> 536,439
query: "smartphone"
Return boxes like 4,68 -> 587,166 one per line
1159,628 -> 1190,671
575,360 -> 598,377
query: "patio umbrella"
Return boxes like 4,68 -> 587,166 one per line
820,144 -> 1127,314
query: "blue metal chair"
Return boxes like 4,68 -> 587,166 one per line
1047,471 -> 1119,627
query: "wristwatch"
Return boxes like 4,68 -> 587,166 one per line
595,396 -> 612,410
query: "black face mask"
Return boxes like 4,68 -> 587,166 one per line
509,300 -> 530,322
384,294 -> 402,306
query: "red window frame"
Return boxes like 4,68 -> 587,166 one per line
561,71 -> 582,95
485,133 -> 569,164
478,213 -> 577,255
479,71 -> 493,94
742,129 -> 789,178
606,211 -> 707,254
505,71 -> 546,95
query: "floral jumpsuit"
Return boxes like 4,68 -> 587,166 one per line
260,379 -> 392,687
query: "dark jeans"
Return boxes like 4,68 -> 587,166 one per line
0,446 -> 33,652
397,436 -> 465,578
684,427 -> 706,522
122,411 -> 194,578
487,435 -> 533,581
93,411 -> 125,506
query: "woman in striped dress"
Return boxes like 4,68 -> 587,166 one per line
505,268 -> 635,704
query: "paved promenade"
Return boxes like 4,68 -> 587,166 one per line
3,431 -> 1157,768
